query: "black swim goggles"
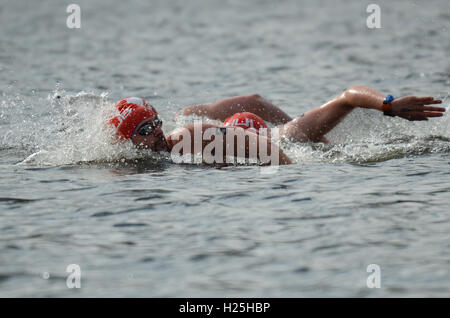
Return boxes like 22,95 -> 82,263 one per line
135,117 -> 163,136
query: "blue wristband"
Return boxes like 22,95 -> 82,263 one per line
383,95 -> 395,104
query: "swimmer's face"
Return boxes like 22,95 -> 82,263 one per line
131,117 -> 170,152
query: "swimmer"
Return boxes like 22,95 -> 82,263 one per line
177,85 -> 445,144
109,97 -> 293,165
109,86 -> 445,165
223,112 -> 269,136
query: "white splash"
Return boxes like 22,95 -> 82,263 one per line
14,89 -> 166,166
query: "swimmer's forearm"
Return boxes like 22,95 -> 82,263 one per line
343,85 -> 385,111
176,95 -> 292,124
286,85 -> 384,142
177,105 -> 209,119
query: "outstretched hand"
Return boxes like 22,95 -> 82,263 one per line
391,96 -> 445,121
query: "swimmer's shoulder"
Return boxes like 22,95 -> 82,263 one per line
166,123 -> 223,142
170,123 -> 222,135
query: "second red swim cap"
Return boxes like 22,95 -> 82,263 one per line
109,97 -> 158,139
224,112 -> 268,134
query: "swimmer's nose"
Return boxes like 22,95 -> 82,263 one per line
155,126 -> 165,137
152,127 -> 162,137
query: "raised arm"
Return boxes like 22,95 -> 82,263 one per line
175,94 -> 293,125
281,85 -> 445,143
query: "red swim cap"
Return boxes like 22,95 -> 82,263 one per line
224,112 -> 268,134
109,97 -> 158,139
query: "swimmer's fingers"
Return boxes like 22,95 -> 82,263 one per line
408,101 -> 443,110
399,111 -> 443,121
406,105 -> 446,112
421,105 -> 446,112
394,98 -> 445,112
423,111 -> 444,118
415,96 -> 442,105
392,96 -> 445,120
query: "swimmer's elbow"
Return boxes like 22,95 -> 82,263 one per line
342,85 -> 370,99
343,85 -> 371,105
345,85 -> 370,93
180,105 -> 210,118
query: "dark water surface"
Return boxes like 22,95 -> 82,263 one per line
1,0 -> 450,297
